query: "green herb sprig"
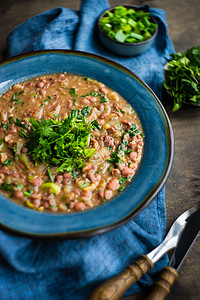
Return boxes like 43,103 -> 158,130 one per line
26,110 -> 96,173
164,46 -> 200,111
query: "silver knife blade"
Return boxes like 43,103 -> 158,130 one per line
169,206 -> 200,270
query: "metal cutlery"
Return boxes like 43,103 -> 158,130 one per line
89,202 -> 200,300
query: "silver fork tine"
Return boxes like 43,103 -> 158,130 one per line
147,202 -> 200,264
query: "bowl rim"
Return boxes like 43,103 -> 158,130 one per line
97,5 -> 159,47
0,49 -> 174,239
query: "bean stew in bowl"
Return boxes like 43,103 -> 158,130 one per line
0,74 -> 144,213
0,51 -> 173,237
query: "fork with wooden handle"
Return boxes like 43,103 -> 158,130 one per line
88,203 -> 200,300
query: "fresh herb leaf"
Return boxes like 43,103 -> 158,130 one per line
8,117 -> 13,124
19,129 -> 29,139
47,168 -> 54,182
79,182 -> 89,188
81,106 -> 90,116
91,119 -> 101,130
69,88 -> 77,98
119,176 -> 132,185
24,189 -> 33,197
15,118 -> 28,129
0,183 -> 14,191
2,160 -> 12,166
26,112 -> 96,173
100,96 -> 108,103
118,185 -> 125,192
164,46 -> 200,111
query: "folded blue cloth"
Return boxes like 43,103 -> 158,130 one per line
1,1 -> 174,299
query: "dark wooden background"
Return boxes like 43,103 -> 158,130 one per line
1,1 -> 200,299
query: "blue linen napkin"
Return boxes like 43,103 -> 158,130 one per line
0,1 -> 175,299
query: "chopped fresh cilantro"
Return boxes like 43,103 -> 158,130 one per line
15,118 -> 28,129
26,111 -> 96,173
19,129 -> 29,139
69,88 -> 77,98
8,117 -> 13,124
2,160 -> 12,166
47,168 -> 54,183
81,106 -> 90,116
100,96 -> 108,103
17,183 -> 23,190
119,176 -> 132,185
0,183 -> 14,192
118,185 -> 126,192
91,120 -> 101,130
2,124 -> 9,130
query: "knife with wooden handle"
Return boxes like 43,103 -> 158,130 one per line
146,205 -> 200,300
88,203 -> 200,300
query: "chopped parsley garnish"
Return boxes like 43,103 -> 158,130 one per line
19,129 -> 29,139
119,176 -> 132,184
26,110 -> 96,173
2,160 -> 12,166
0,183 -> 14,192
11,91 -> 24,104
81,106 -> 91,116
15,118 -> 28,129
100,96 -> 108,103
1,124 -> 9,130
118,185 -> 126,192
81,91 -> 109,103
47,168 -> 54,182
91,119 -> 101,130
69,88 -> 77,104
8,117 -> 13,124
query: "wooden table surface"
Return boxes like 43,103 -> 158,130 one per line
1,1 -> 200,299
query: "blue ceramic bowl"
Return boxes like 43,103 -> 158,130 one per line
0,50 -> 173,238
97,6 -> 158,57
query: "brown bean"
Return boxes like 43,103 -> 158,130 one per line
55,175 -> 63,184
82,191 -> 92,199
98,119 -> 105,126
14,190 -> 23,198
4,135 -> 14,144
69,201 -> 75,209
122,167 -> 134,177
36,81 -> 44,88
80,98 -> 90,105
0,167 -> 12,175
74,202 -> 85,211
30,193 -> 41,200
107,178 -> 119,191
39,88 -> 46,96
97,104 -> 104,112
63,178 -> 71,185
111,169 -> 121,177
129,151 -> 137,160
33,199 -> 41,208
29,177 -> 43,187
99,86 -> 108,94
73,188 -> 81,196
87,173 -> 101,183
13,83 -> 22,90
98,191 -> 104,200
63,172 -> 71,179
104,190 -> 112,200
99,112 -> 108,119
